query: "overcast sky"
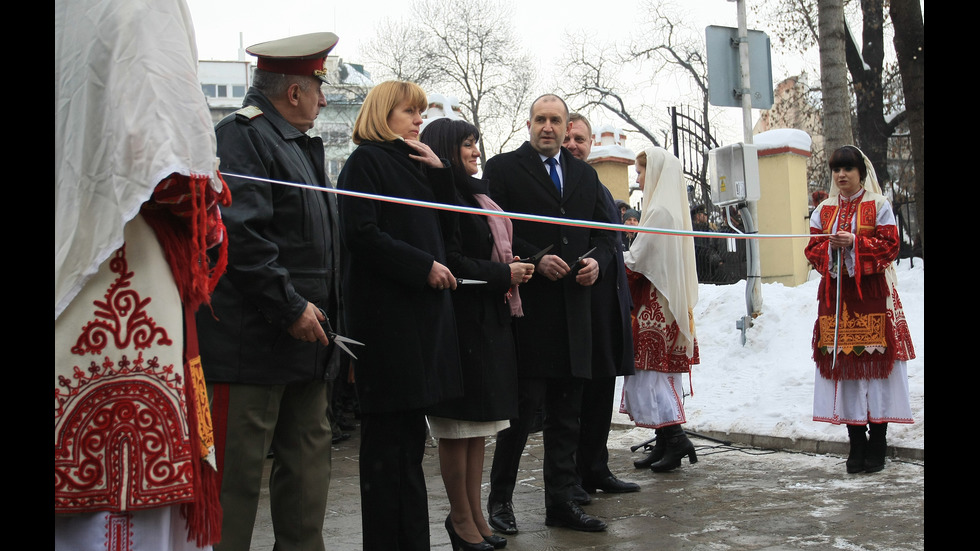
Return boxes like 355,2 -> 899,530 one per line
184,0 -> 819,148
189,1 -> 712,62
184,0 -> 813,78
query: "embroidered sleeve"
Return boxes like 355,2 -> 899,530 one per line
150,173 -> 230,248
804,208 -> 832,276
625,267 -> 649,312
854,201 -> 900,275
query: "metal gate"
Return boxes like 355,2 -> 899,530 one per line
669,105 -> 746,284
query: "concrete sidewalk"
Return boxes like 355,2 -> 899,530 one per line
245,425 -> 924,550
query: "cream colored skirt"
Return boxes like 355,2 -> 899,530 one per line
812,360 -> 914,425
620,370 -> 687,429
426,416 -> 510,439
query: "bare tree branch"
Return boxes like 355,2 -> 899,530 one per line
361,0 -> 535,161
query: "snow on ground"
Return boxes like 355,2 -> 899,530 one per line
612,258 -> 924,450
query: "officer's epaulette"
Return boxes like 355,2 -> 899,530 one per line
233,105 -> 264,121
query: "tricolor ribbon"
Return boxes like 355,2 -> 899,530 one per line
222,172 -> 825,241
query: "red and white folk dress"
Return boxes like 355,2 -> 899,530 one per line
620,271 -> 700,428
805,188 -> 915,425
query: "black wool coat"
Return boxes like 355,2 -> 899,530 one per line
485,142 -> 616,379
337,140 -> 463,414
590,185 -> 636,378
427,177 -> 519,422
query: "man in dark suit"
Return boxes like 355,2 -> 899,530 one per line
563,113 -> 640,502
485,94 -> 615,533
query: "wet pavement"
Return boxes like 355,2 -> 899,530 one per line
246,424 -> 924,550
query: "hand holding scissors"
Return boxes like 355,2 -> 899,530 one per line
318,307 -> 365,360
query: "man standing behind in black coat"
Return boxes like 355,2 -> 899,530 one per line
485,94 -> 615,534
196,33 -> 342,551
563,114 -> 640,502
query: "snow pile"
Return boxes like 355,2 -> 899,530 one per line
754,128 -> 813,152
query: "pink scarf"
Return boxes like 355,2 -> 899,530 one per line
473,193 -> 523,317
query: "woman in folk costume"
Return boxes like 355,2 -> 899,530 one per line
55,0 -> 229,548
621,147 -> 700,473
805,145 -> 915,474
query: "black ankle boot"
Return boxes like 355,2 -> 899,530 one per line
845,424 -> 868,474
634,429 -> 665,469
864,423 -> 888,473
650,425 -> 698,473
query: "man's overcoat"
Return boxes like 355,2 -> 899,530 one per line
485,142 -> 615,379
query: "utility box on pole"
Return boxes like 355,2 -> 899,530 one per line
708,143 -> 761,206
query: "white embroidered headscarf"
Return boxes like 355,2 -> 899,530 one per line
55,0 -> 221,319
828,145 -> 882,197
624,147 -> 699,356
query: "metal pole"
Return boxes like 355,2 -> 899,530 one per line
736,0 -> 763,318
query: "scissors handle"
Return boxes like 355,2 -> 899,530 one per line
568,246 -> 598,274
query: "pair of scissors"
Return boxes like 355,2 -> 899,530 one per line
318,307 -> 365,360
568,246 -> 598,275
518,244 -> 554,264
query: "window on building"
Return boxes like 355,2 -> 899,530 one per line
233,85 -> 246,97
201,84 -> 216,97
217,85 -> 227,97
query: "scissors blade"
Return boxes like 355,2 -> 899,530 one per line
456,278 -> 488,285
574,246 -> 598,264
334,339 -> 359,360
518,244 -> 554,264
330,334 -> 364,360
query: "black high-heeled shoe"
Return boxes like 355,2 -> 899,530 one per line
445,516 -> 493,551
483,533 -> 507,549
650,425 -> 698,472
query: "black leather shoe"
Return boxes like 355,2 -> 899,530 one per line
582,475 -> 640,494
483,534 -> 507,549
545,501 -> 607,532
487,500 -> 518,535
570,484 -> 592,505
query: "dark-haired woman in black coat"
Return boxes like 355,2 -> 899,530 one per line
421,117 -> 534,551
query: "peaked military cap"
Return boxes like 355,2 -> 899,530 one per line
246,32 -> 339,83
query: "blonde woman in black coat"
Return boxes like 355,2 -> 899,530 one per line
337,81 -> 464,551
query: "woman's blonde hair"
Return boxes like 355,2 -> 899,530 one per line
635,150 -> 647,168
351,81 -> 427,144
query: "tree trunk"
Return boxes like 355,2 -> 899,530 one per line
817,0 -> 854,158
890,0 -> 924,257
844,0 -> 889,184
